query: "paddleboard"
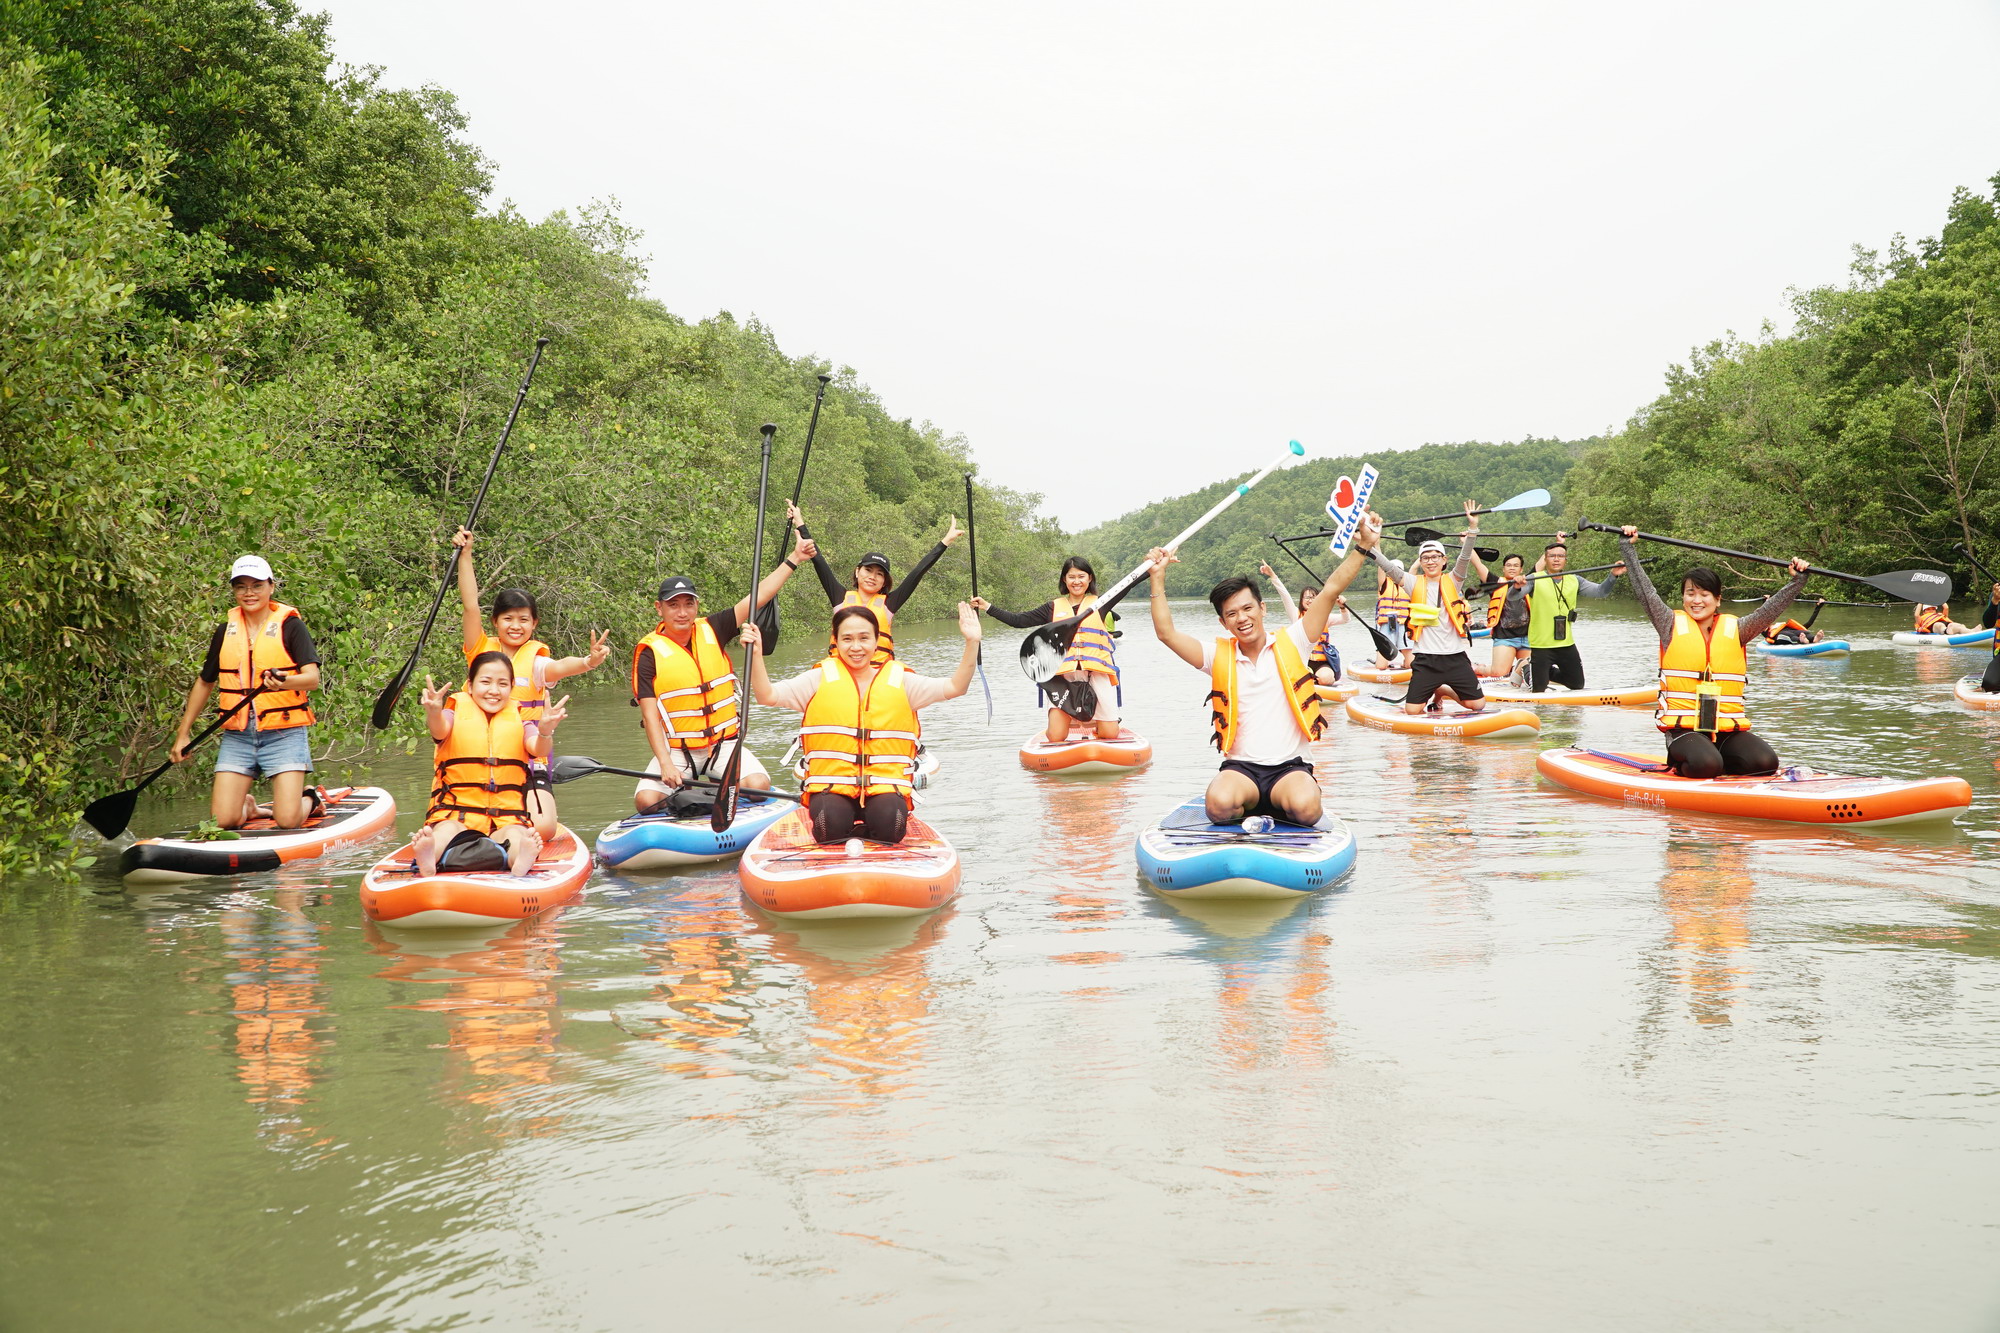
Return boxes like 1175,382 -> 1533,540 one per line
1018,725 -> 1153,774
1536,748 -> 1972,827
595,793 -> 790,869
1954,677 -> 2000,711
1343,696 -> 1541,739
360,825 -> 592,928
1135,798 -> 1356,900
1755,639 -> 1852,657
1892,628 -> 1994,647
1478,682 -> 1656,707
738,808 -> 960,919
120,786 -> 397,884
1347,665 -> 1413,684
1314,680 -> 1360,703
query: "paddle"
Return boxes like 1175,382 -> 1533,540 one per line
1400,529 -> 1501,562
1582,523 -> 1950,603
1267,535 -> 1396,661
712,424 -> 778,831
964,473 -> 993,722
547,754 -> 803,801
1022,440 -> 1307,682
82,689 -> 263,839
1404,525 -> 1566,546
1954,543 -> 2000,593
1469,562 -> 1624,594
755,372 -> 832,652
372,336 -> 549,729
1383,488 -> 1552,529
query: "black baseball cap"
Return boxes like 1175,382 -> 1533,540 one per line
856,552 -> 891,571
655,576 -> 699,602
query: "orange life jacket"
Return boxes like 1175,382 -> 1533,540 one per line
466,635 -> 549,723
1375,574 -> 1410,629
1916,604 -> 1952,634
1208,633 -> 1324,753
1657,612 -> 1750,733
800,658 -> 921,804
833,589 -> 895,663
1406,572 -> 1470,639
427,695 -> 533,834
632,620 -> 739,749
216,602 -> 315,732
1053,594 -> 1117,682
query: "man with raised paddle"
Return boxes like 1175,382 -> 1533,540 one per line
1145,512 -> 1374,828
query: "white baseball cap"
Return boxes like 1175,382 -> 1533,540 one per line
1416,540 -> 1447,557
228,555 -> 274,583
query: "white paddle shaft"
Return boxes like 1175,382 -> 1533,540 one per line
1107,443 -> 1304,599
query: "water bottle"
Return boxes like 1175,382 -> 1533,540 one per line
1242,815 -> 1275,834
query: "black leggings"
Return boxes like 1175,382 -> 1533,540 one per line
1665,729 -> 1780,780
1529,644 -> 1585,692
807,792 -> 908,845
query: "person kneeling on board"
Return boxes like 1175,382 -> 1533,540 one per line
1146,529 -> 1368,827
1361,511 -> 1486,715
412,653 -> 569,877
168,555 -> 325,830
1618,525 -> 1807,779
743,604 -> 980,845
973,555 -> 1123,744
630,535 -> 815,816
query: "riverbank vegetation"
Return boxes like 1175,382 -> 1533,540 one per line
1,2 -> 1063,876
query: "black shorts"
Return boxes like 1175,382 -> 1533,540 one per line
526,763 -> 553,794
1407,651 -> 1484,705
1218,757 -> 1316,818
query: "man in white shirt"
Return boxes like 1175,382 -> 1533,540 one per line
1145,517 -> 1373,825
1362,511 -> 1487,715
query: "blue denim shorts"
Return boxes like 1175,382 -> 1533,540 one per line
215,723 -> 315,777
1491,635 -> 1530,650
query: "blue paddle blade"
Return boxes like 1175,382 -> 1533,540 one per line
1497,488 -> 1552,511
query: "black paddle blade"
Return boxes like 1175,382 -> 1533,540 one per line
1020,618 -> 1079,683
549,754 -> 604,785
709,742 -> 745,831
370,656 -> 416,730
80,787 -> 140,841
1868,569 -> 1954,602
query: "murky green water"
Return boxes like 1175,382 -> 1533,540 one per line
4,602 -> 2000,1331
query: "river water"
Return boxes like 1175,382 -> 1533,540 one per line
3,600 -> 1999,1331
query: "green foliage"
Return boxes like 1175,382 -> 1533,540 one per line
1076,439 -> 1588,596
1566,177 -> 2000,588
0,19 -> 1063,879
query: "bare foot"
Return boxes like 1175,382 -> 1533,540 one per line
412,824 -> 441,877
506,829 -> 542,876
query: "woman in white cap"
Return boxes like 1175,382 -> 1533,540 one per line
789,502 -> 963,662
168,555 -> 324,828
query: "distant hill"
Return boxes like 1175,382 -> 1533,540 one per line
1074,438 -> 1593,596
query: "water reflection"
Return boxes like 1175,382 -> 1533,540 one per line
1656,832 -> 1756,1027
748,907 -> 951,1107
366,915 -> 569,1123
219,887 -> 330,1147
1037,777 -> 1137,986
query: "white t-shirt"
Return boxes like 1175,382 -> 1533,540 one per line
1197,622 -> 1315,765
1374,550 -> 1475,656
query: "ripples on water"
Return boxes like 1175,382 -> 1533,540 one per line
3,603 -> 1999,1331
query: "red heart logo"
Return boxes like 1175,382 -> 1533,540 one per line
1332,477 -> 1356,510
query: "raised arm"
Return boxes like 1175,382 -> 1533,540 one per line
884,515 -> 963,612
453,527 -> 484,650
969,597 -> 1055,628
789,502 -> 847,605
1618,531 -> 1674,643
939,601 -> 980,698
1259,563 -> 1298,620
738,621 -> 780,705
1312,513 -> 1379,641
545,629 -> 611,683
725,531 -> 817,624
1736,561 -> 1811,642
1145,546 -> 1206,669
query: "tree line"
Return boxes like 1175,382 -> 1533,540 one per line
0,1 -> 1065,877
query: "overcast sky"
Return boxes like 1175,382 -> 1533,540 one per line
319,0 -> 2000,529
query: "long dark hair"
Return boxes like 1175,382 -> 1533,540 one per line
1681,566 -> 1724,597
1056,556 -> 1098,595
